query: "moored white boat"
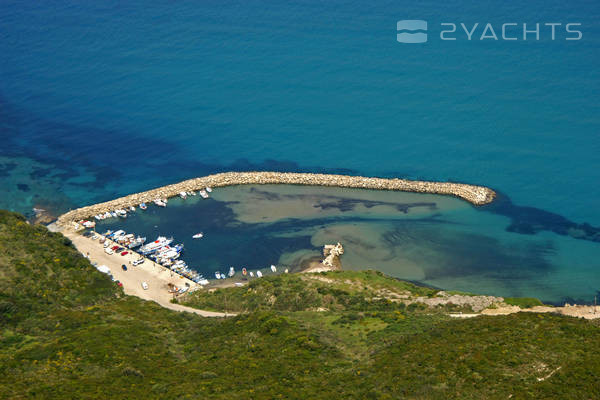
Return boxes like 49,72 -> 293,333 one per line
128,236 -> 146,249
199,190 -> 209,199
139,236 -> 173,255
270,265 -> 277,272
228,267 -> 235,277
79,220 -> 96,228
192,232 -> 203,239
139,202 -> 147,210
205,187 -> 212,193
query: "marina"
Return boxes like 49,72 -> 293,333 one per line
85,186 -> 284,285
83,183 -> 600,305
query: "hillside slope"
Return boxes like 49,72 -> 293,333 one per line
0,210 -> 598,399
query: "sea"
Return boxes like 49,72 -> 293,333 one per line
1,1 -> 598,303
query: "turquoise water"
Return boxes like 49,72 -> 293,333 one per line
95,185 -> 600,304
1,1 -> 599,301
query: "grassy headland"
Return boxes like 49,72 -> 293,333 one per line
1,210 -> 598,399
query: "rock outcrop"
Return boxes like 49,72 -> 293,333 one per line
322,242 -> 344,270
303,243 -> 345,273
409,291 -> 503,312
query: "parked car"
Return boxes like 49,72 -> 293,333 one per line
132,258 -> 145,266
121,264 -> 127,271
104,248 -> 114,255
120,251 -> 129,256
141,282 -> 149,290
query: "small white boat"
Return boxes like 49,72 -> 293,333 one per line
256,270 -> 263,278
80,220 -> 95,228
192,232 -> 204,239
270,265 -> 277,273
179,191 -> 187,199
139,203 -> 147,210
188,191 -> 197,196
215,271 -> 222,279
153,199 -> 166,207
228,267 -> 235,277
111,229 -> 125,237
130,206 -> 136,212
205,187 -> 212,193
249,271 -> 254,277
199,190 -> 209,199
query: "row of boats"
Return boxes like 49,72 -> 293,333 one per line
102,230 -> 209,285
103,229 -> 147,249
214,264 -> 283,280
93,206 -> 138,221
102,229 -> 284,284
90,187 -> 213,221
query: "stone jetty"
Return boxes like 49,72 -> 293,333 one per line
56,171 -> 496,227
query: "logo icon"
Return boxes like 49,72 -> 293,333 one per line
397,20 -> 428,43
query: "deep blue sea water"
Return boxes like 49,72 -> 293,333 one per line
1,1 -> 598,301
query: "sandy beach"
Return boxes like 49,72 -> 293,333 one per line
65,231 -> 233,317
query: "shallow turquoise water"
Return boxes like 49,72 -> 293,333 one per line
1,1 -> 599,301
96,185 -> 600,304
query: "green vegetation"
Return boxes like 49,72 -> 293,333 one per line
504,297 -> 545,308
0,210 -> 598,399
183,270 -> 438,313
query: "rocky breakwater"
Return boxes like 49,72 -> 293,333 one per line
56,171 -> 496,228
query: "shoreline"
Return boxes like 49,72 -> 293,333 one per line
64,231 -> 600,320
64,231 -> 233,317
55,171 -> 496,227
